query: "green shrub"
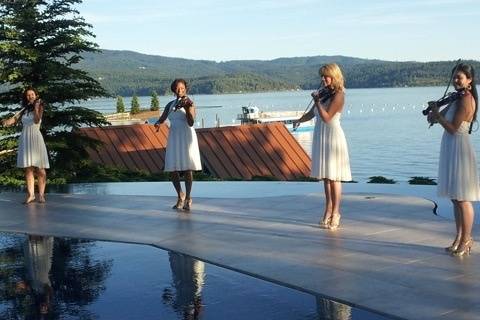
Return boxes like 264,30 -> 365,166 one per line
408,176 -> 437,185
251,175 -> 280,181
367,176 -> 396,184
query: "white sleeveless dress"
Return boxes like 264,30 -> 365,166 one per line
17,111 -> 50,169
24,236 -> 54,293
437,101 -> 480,201
310,100 -> 352,181
164,100 -> 202,172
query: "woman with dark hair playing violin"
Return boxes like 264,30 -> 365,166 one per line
155,79 -> 202,211
428,63 -> 480,256
1,87 -> 49,204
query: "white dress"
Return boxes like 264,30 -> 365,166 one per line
164,100 -> 202,172
310,98 -> 352,181
24,236 -> 54,293
437,101 -> 480,201
17,110 -> 50,169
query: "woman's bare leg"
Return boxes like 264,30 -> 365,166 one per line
24,167 -> 35,203
331,180 -> 342,215
37,168 -> 47,202
171,171 -> 183,198
322,179 -> 333,223
184,170 -> 193,200
458,200 -> 475,243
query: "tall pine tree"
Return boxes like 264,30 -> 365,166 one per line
0,0 -> 109,179
130,94 -> 140,114
116,96 -> 125,113
150,91 -> 159,111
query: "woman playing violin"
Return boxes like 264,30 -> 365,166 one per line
428,63 -> 480,256
293,63 -> 352,230
1,87 -> 49,204
155,79 -> 202,211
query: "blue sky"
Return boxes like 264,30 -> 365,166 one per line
77,0 -> 480,62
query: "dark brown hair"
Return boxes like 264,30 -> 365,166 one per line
454,64 -> 478,133
21,86 -> 39,108
170,78 -> 188,93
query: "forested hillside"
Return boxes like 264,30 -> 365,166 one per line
76,50 -> 480,96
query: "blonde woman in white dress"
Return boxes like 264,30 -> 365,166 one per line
428,63 -> 480,256
155,79 -> 202,211
293,63 -> 351,230
1,87 -> 50,204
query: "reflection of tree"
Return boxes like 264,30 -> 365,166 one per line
163,252 -> 205,320
0,233 -> 112,319
316,296 -> 352,320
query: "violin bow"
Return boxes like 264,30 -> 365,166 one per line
293,84 -> 322,132
440,58 -> 461,100
427,59 -> 462,128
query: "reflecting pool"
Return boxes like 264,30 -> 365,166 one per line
0,232 -> 392,320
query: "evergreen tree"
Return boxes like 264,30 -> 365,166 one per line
150,91 -> 160,111
116,96 -> 125,113
0,0 -> 109,179
130,94 -> 140,114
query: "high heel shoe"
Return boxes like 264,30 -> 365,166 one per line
445,238 -> 461,253
183,198 -> 192,211
319,216 -> 331,229
328,213 -> 341,230
172,193 -> 185,210
452,238 -> 474,257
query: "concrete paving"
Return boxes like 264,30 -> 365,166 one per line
65,180 -> 476,222
0,184 -> 479,320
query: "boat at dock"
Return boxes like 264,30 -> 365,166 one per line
236,106 -> 314,131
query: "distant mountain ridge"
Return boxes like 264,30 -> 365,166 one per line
76,50 -> 480,96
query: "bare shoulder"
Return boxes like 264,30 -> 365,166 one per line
458,91 -> 476,111
331,90 -> 345,105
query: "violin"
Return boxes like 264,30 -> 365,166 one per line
174,96 -> 193,111
312,87 -> 335,104
422,88 -> 467,115
292,87 -> 336,132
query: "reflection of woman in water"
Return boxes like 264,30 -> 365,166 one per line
163,252 -> 205,320
16,235 -> 54,318
316,296 -> 352,320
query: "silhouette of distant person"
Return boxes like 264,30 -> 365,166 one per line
163,252 -> 205,320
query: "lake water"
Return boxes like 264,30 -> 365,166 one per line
81,86 -> 480,183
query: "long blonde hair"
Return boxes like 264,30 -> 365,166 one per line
319,63 -> 345,92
